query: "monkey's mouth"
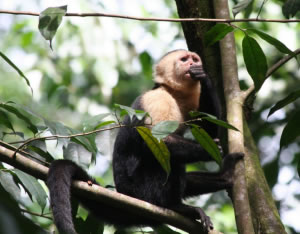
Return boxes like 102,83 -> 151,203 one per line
184,71 -> 192,78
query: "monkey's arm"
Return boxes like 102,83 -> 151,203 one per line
183,152 -> 244,196
189,66 -> 221,138
164,134 -> 214,164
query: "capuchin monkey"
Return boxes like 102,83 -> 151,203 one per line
47,49 -> 243,234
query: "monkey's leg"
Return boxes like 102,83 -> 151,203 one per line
184,152 -> 244,196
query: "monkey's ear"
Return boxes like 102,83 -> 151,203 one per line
189,65 -> 207,81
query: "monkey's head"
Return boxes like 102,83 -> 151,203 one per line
154,50 -> 205,91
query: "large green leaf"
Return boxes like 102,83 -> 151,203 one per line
247,29 -> 294,55
190,125 -> 222,165
137,126 -> 171,176
0,103 -> 38,134
280,110 -> 300,149
242,35 -> 268,92
0,51 -> 33,93
151,121 -> 179,141
14,169 -> 47,212
282,0 -> 300,18
204,24 -> 234,47
232,0 -> 254,17
38,5 -> 67,49
268,89 -> 300,117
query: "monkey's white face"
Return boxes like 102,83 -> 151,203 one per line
174,51 -> 202,81
154,50 -> 203,91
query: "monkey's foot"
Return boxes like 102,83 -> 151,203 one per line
195,207 -> 213,232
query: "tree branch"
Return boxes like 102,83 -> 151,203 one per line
266,48 -> 300,78
0,10 -> 300,23
0,141 -> 221,234
213,1 -> 255,234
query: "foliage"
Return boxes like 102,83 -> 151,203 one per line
0,0 -> 299,233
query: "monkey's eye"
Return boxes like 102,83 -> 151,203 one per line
193,57 -> 199,62
180,57 -> 188,62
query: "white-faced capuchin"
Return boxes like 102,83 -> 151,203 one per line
47,50 -> 243,234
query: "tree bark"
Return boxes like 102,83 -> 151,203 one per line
175,1 -> 255,233
243,121 -> 287,233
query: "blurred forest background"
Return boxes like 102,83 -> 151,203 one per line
0,0 -> 299,233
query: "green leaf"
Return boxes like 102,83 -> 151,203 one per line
0,51 -> 33,94
247,29 -> 294,55
95,120 -> 116,129
190,125 -> 222,165
0,103 -> 38,134
189,111 -> 239,131
82,113 -> 111,132
63,143 -> 92,168
232,0 -> 254,17
0,110 -> 15,133
27,145 -> 54,162
137,126 -> 171,176
114,104 -> 148,121
282,0 -> 300,19
44,119 -> 70,146
268,89 -> 300,117
38,5 -> 67,48
202,117 -> 239,131
189,111 -> 217,119
242,35 -> 268,92
68,127 -> 98,159
280,110 -> 300,149
204,24 -> 234,47
0,171 -> 22,201
14,169 -> 47,212
151,121 -> 179,141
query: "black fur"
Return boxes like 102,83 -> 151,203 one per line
47,51 -> 242,234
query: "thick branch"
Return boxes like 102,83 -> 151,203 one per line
0,10 -> 300,23
243,119 -> 287,233
213,1 -> 255,234
0,141 -> 220,234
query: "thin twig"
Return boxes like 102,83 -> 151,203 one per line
266,48 -> 300,78
14,124 -> 126,156
0,10 -> 300,23
20,208 -> 52,220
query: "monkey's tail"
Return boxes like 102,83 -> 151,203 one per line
47,160 -> 92,234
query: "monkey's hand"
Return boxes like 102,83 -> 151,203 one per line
220,152 -> 244,186
189,65 -> 207,81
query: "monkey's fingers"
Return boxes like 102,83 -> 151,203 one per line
214,138 -> 223,156
189,66 -> 207,81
